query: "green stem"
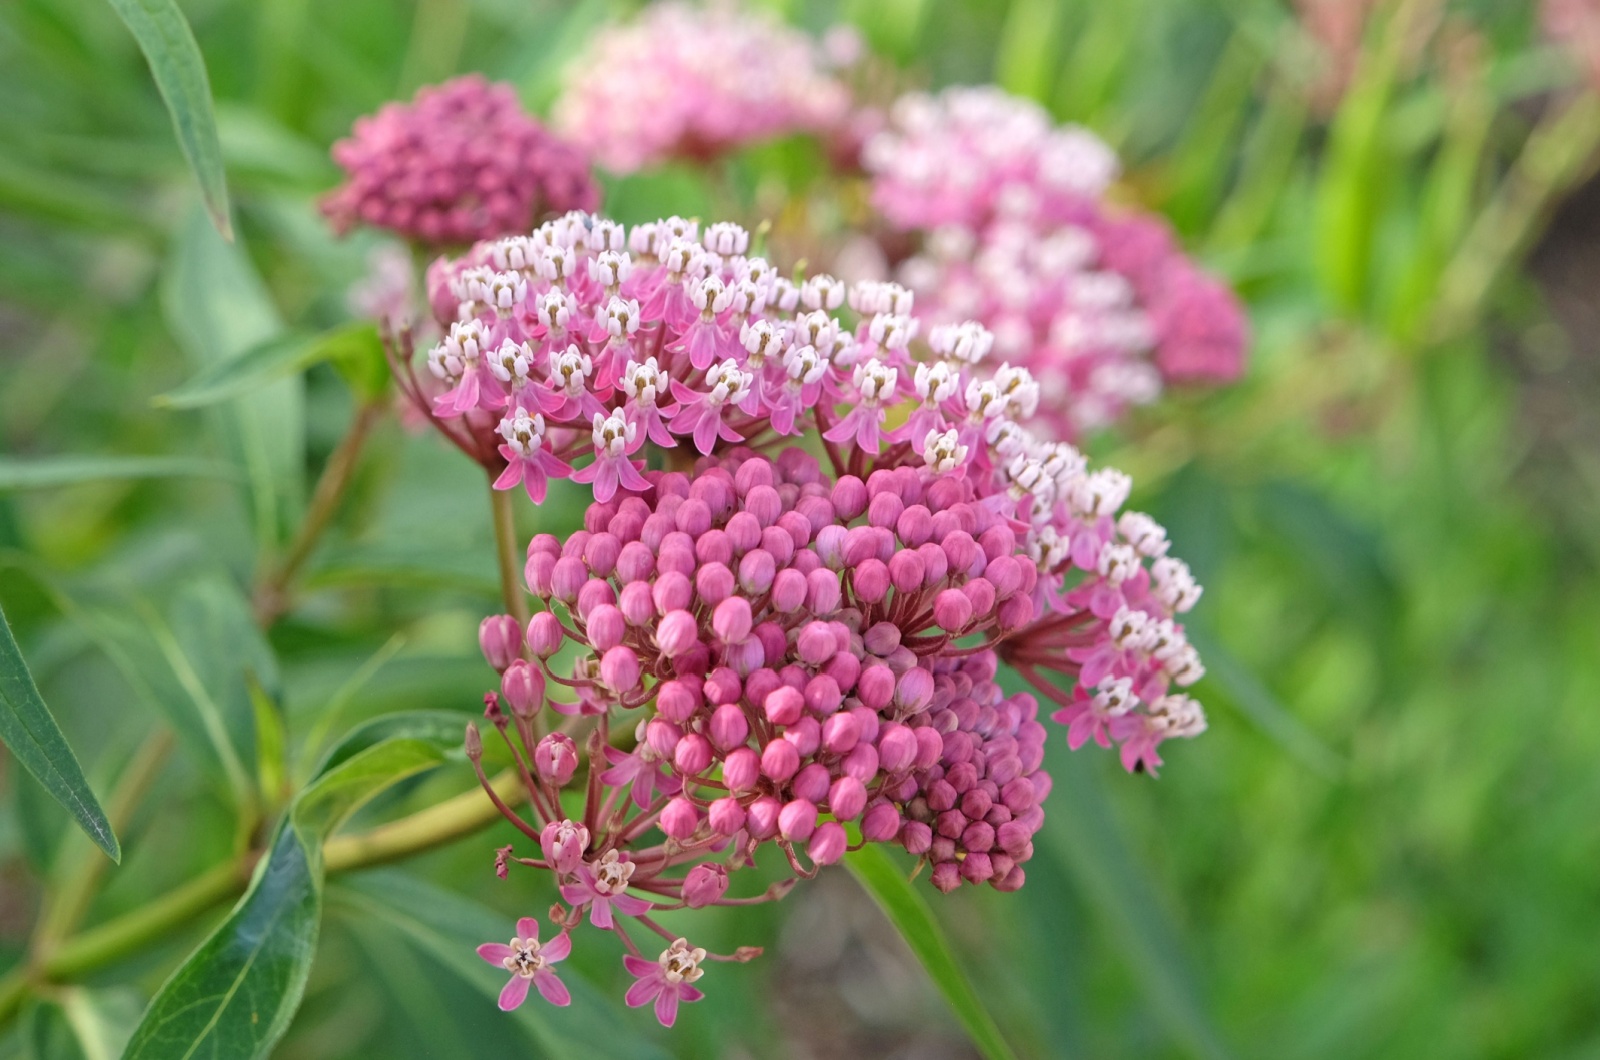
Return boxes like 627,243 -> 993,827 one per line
0,768 -> 524,1021
490,484 -> 530,629
256,398 -> 384,624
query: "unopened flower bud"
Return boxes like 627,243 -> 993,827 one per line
464,722 -> 482,761
586,604 -> 626,651
534,733 -> 578,785
901,820 -> 933,854
657,610 -> 700,657
683,863 -> 729,908
808,821 -> 847,865
600,645 -> 641,690
723,747 -> 761,791
709,703 -> 750,750
746,796 -> 782,839
660,796 -> 699,840
674,733 -> 714,775
828,775 -> 868,820
761,738 -> 800,781
708,796 -> 747,836
540,819 -> 589,874
878,724 -> 918,773
791,763 -> 831,803
526,612 -> 564,658
500,660 -> 545,717
712,596 -> 753,643
479,614 -> 521,672
778,799 -> 818,842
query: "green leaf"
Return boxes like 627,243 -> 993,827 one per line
0,455 -> 234,493
843,844 -> 1019,1060
332,871 -> 674,1060
118,823 -> 320,1060
0,601 -> 119,862
104,0 -> 232,239
21,988 -> 143,1060
307,709 -> 466,781
1040,749 -> 1233,1060
163,209 -> 305,551
120,722 -> 460,1060
154,322 -> 383,410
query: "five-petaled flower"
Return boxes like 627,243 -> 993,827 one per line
477,917 -> 573,1010
624,938 -> 707,1028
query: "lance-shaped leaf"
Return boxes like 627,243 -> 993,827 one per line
0,455 -> 233,493
103,0 -> 231,238
844,844 -> 1020,1060
120,720 -> 460,1060
0,601 -> 119,862
154,322 -> 383,410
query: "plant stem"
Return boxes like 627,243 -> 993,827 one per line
256,398 -> 385,624
0,768 -> 524,1021
32,730 -> 174,956
490,484 -> 530,629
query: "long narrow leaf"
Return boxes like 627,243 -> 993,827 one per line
843,844 -> 1020,1060
104,0 -> 232,238
154,322 -> 382,410
0,602 -> 119,862
0,455 -> 233,492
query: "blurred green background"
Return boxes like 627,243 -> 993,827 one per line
3,0 -> 1599,1057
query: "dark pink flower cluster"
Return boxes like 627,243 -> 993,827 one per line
864,86 -> 1248,437
552,1 -> 850,173
322,75 -> 599,247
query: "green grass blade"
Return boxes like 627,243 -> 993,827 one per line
154,322 -> 382,410
0,455 -> 234,492
0,601 -> 120,863
103,0 -> 232,239
843,844 -> 1020,1060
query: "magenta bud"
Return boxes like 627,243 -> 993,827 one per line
828,775 -> 868,820
540,819 -> 589,874
526,612 -> 564,659
805,674 -> 844,715
652,570 -> 693,613
831,476 -> 868,520
814,524 -> 847,568
705,666 -> 743,705
863,622 -> 902,656
618,581 -> 654,626
695,528 -> 733,567
712,596 -> 753,643
896,505 -> 934,547
1001,777 -> 1037,813
600,645 -> 641,691
979,524 -> 1015,561
851,705 -> 880,744
660,796 -> 699,840
805,568 -> 842,613
744,484 -> 782,527
771,568 -> 808,612
675,732 -> 714,775
960,852 -> 994,883
792,762 -> 831,803
895,667 -> 935,713
901,820 -> 933,855
533,733 -> 578,785
676,497 -> 713,536
861,799 -> 901,841
709,704 -> 750,751
646,719 -> 683,759
735,457 -> 775,496
962,577 -> 997,617
723,747 -> 761,792
887,550 -> 926,595
868,490 -> 904,529
985,555 -> 1022,598
655,678 -> 701,722
997,593 -> 1035,632
878,724 -> 918,773
796,622 -> 834,666
754,622 -> 787,666
784,715 -> 821,757
696,561 -> 735,606
761,738 -> 800,781
726,511 -> 762,553
917,542 -> 949,585
762,525 -> 795,566
586,604 -> 626,651
708,797 -> 747,836
479,614 -> 521,672
779,799 -> 818,842
616,541 -> 655,582
584,532 -> 621,576
931,861 -> 962,892
933,589 -> 973,633
500,660 -> 545,717
825,652 -> 861,693
940,531 -> 978,578
852,559 -> 890,604
843,742 -> 879,783
822,712 -> 862,755
963,821 -> 996,853
746,795 -> 782,839
551,556 -> 587,602
857,664 -> 895,710
995,866 -> 1026,892
683,863 -> 729,908
525,551 -> 556,596
656,610 -> 701,657
808,821 -> 847,865
737,549 -> 777,594
914,726 -> 944,770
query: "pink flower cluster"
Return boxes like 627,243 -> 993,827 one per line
322,75 -> 599,247
421,208 -> 1211,1026
552,1 -> 850,173
864,86 -> 1247,437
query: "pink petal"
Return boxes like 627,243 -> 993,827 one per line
611,893 -> 652,916
589,896 -> 614,929
680,985 -> 704,1003
541,932 -> 572,963
693,412 -> 719,455
477,943 -> 515,965
492,454 -> 525,492
498,974 -> 531,1011
654,987 -> 680,1027
622,955 -> 657,977
624,974 -> 663,1008
559,883 -> 591,907
516,918 -> 540,942
534,970 -> 571,1007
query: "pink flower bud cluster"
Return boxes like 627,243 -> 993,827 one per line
552,1 -> 851,174
864,86 -> 1247,436
321,75 -> 599,247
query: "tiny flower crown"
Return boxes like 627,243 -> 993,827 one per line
444,209 -> 1210,1027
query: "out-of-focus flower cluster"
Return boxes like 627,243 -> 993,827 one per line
864,86 -> 1248,437
431,210 -> 1209,1025
552,1 -> 850,174
322,75 -> 598,247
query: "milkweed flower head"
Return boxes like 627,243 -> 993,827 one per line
553,1 -> 851,173
864,86 -> 1248,437
322,75 -> 599,247
443,209 -> 1209,1026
